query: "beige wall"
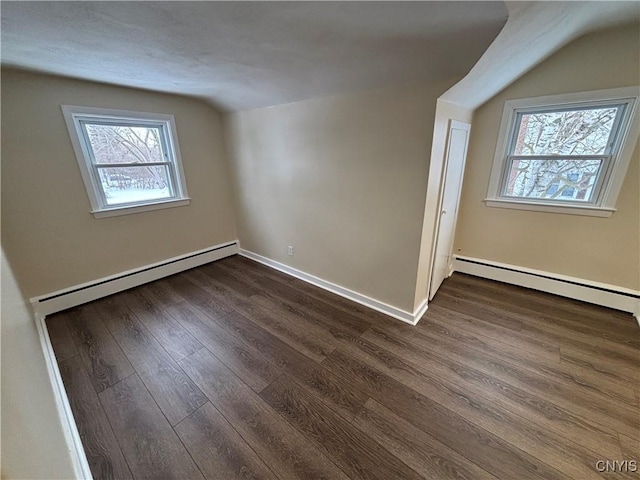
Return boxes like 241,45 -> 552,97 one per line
225,81 -> 455,312
1,69 -> 237,298
1,249 -> 77,479
455,24 -> 640,289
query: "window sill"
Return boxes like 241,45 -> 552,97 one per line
91,198 -> 191,218
484,198 -> 615,217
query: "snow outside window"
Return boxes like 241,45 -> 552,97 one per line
485,87 -> 639,217
62,106 -> 190,218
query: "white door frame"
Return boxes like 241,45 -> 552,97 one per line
428,119 -> 471,300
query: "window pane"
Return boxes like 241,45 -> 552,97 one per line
83,123 -> 166,164
503,158 -> 603,202
98,166 -> 173,205
512,106 -> 619,155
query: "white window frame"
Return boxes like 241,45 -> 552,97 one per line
485,86 -> 640,217
62,105 -> 190,218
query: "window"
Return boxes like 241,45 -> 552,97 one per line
62,106 -> 190,218
485,87 -> 639,217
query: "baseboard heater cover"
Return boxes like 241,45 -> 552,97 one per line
31,241 -> 239,316
453,255 -> 640,319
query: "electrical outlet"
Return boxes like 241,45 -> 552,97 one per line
287,245 -> 294,256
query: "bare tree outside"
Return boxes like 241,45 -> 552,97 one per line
84,124 -> 173,205
504,106 -> 620,202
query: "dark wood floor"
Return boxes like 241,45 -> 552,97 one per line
47,255 -> 639,480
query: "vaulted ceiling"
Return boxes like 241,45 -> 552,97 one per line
1,1 -> 507,111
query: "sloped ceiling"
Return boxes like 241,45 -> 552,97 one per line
442,1 -> 640,108
1,1 -> 507,111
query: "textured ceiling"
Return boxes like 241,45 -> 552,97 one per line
1,1 -> 507,111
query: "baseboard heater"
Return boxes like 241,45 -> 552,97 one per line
31,240 -> 239,317
453,255 -> 640,318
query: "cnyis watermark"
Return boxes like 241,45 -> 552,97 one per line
595,460 -> 637,473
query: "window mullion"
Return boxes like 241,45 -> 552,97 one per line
93,162 -> 171,168
507,154 -> 609,161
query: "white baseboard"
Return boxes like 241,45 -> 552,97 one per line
31,241 -> 239,317
33,240 -> 240,478
412,297 -> 430,325
240,249 -> 427,325
453,255 -> 640,320
36,314 -> 93,479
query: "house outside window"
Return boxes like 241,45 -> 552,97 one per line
62,106 -> 190,218
485,87 -> 639,217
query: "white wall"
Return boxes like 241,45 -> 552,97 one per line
1,249 -> 78,479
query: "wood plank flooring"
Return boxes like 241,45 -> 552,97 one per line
46,255 -> 640,480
